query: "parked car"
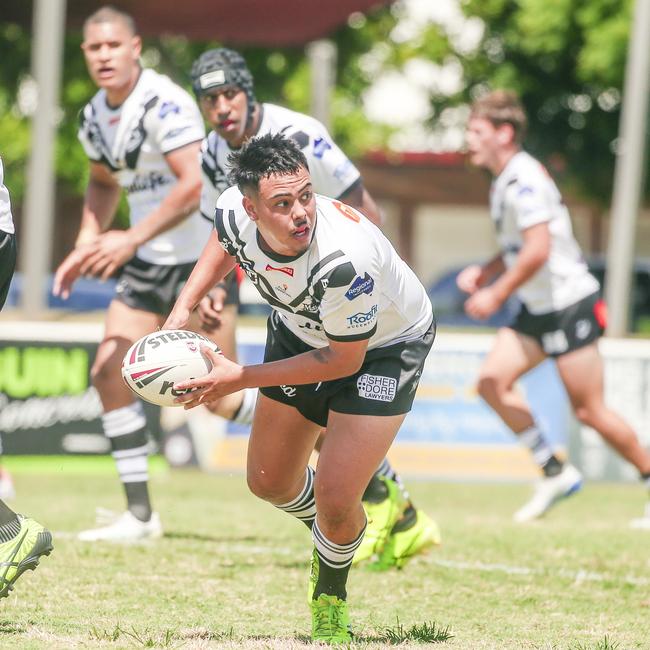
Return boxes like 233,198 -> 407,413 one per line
427,257 -> 650,332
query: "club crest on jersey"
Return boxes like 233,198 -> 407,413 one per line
265,264 -> 294,277
313,137 -> 332,159
345,273 -> 374,300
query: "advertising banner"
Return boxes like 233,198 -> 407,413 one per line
2,321 -> 649,481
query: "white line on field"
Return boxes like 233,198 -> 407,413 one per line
433,558 -> 650,586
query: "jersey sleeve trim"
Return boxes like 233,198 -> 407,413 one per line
325,323 -> 377,342
161,138 -> 204,157
335,176 -> 362,201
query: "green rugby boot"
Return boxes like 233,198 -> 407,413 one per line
370,510 -> 441,571
307,548 -> 319,603
310,593 -> 353,644
353,477 -> 406,565
0,515 -> 53,598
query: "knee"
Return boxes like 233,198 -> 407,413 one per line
574,403 -> 596,428
477,373 -> 503,404
90,355 -> 120,392
247,469 -> 292,503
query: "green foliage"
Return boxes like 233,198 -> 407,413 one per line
454,0 -> 637,204
0,5 -> 398,212
1,1 -> 641,211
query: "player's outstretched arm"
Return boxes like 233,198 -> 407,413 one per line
163,229 -> 236,331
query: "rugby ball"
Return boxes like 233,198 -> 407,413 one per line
121,330 -> 221,407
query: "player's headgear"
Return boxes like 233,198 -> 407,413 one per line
190,48 -> 257,113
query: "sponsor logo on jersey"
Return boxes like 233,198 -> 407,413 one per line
108,115 -> 121,126
346,304 -> 378,327
313,137 -> 332,159
333,159 -> 353,181
274,283 -> 290,296
298,297 -> 319,313
126,171 -> 172,195
345,273 -> 374,300
541,329 -> 569,355
159,101 -> 180,119
280,384 -> 297,397
357,373 -> 397,402
575,319 -> 592,340
265,263 -> 294,276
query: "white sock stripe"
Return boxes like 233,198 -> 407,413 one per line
112,445 -> 150,459
103,417 -> 147,438
102,402 -> 145,424
312,520 -> 366,567
313,520 -> 366,552
277,467 -> 314,509
312,522 -> 366,569
114,455 -> 148,476
375,458 -> 391,477
275,468 -> 316,523
519,426 -> 553,465
120,473 -> 149,483
232,387 -> 258,425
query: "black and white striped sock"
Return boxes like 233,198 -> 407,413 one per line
518,425 -> 563,476
375,457 -> 410,502
641,472 -> 650,492
232,388 -> 258,425
274,466 -> 316,529
311,517 -> 366,600
102,402 -> 152,522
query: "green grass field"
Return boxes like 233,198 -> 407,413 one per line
2,456 -> 649,650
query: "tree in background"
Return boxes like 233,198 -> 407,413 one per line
0,0 -> 638,213
439,0 -> 635,204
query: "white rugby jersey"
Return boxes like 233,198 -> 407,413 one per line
78,68 -> 211,265
491,151 -> 599,314
214,186 -> 432,349
200,103 -> 361,220
0,158 -> 14,235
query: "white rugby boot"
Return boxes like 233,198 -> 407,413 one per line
514,464 -> 582,522
629,502 -> 650,530
77,510 -> 163,542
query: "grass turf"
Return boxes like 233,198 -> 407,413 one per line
1,456 -> 648,649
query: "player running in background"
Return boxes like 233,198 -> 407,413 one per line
459,90 -> 650,526
53,6 -> 211,541
190,47 -> 440,569
164,133 -> 436,642
0,156 -> 53,597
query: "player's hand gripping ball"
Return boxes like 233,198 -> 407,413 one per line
121,330 -> 221,406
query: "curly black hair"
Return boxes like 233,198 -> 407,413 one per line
227,133 -> 309,194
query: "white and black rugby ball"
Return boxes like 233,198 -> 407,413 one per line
121,330 -> 221,407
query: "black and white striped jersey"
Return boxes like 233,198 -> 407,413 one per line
78,69 -> 210,265
491,151 -> 599,314
214,185 -> 433,349
0,157 -> 13,235
200,103 -> 362,222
